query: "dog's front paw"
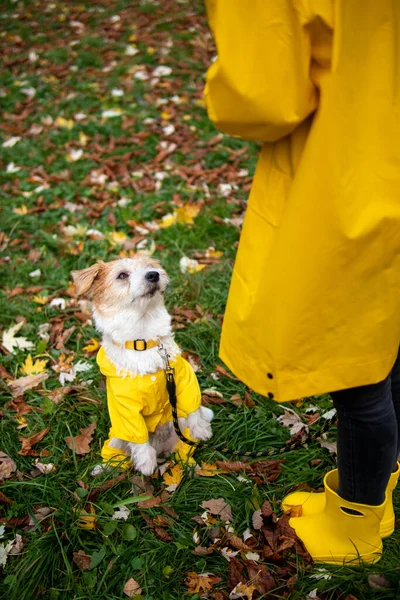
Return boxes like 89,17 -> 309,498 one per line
187,406 -> 214,441
128,441 -> 158,476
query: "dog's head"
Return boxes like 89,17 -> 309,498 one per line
72,256 -> 169,314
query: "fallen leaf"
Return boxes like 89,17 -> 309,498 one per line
65,422 -> 96,455
18,427 -> 50,456
276,408 -> 307,436
124,577 -> 142,597
201,498 -> 232,523
246,561 -> 277,595
82,338 -> 100,353
215,365 -> 237,380
196,463 -> 220,477
2,322 -> 34,353
73,549 -> 91,571
8,372 -> 49,397
229,582 -> 257,600
319,439 -> 337,454
20,354 -> 48,375
112,506 -> 131,521
0,452 -> 16,480
368,574 -> 391,589
0,491 -> 13,505
185,572 -> 222,595
252,509 -> 263,530
34,459 -> 55,475
179,256 -> 206,274
76,505 -> 96,530
0,365 -> 12,380
162,463 -> 183,492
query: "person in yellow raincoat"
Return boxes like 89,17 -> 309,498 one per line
204,0 -> 400,564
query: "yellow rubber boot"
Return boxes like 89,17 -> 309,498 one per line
286,471 -> 385,564
282,462 -> 399,538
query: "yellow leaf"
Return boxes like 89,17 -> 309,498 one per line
75,505 -> 96,530
231,582 -> 257,600
147,47 -> 155,55
163,463 -> 183,490
54,116 -> 74,129
16,415 -> 28,428
196,463 -> 220,477
21,354 -> 48,376
176,204 -> 201,225
79,132 -> 89,146
33,295 -> 49,305
159,205 -> 200,230
161,110 -> 171,120
109,231 -> 127,244
159,212 -> 177,229
205,248 -> 223,259
83,338 -> 100,353
13,205 -> 28,215
128,33 -> 137,42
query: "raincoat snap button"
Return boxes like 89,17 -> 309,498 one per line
267,373 -> 273,379
268,392 -> 274,399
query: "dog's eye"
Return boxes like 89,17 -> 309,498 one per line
117,272 -> 129,280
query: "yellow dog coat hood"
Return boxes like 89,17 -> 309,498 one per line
97,346 -> 201,451
205,0 -> 400,402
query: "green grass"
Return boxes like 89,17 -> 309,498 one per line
0,1 -> 399,599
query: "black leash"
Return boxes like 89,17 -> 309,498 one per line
162,350 -> 336,459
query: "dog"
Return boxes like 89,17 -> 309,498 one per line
72,256 -> 213,475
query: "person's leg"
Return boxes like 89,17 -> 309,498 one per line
330,376 -> 398,505
390,349 -> 400,465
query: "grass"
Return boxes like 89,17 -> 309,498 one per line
0,0 -> 399,599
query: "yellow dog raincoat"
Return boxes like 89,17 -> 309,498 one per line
97,346 -> 201,463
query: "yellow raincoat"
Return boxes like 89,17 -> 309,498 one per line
205,1 -> 400,402
97,346 -> 201,462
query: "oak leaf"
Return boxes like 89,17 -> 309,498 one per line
65,422 -> 96,455
18,427 -> 50,456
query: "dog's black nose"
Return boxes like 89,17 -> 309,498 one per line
145,271 -> 160,283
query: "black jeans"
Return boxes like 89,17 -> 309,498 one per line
330,349 -> 400,505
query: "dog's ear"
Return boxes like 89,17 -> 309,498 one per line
72,263 -> 102,296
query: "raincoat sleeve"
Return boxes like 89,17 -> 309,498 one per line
173,356 -> 202,417
204,0 -> 318,142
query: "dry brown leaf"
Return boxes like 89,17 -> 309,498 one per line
217,460 -> 249,473
192,545 -> 215,556
185,572 -> 222,595
0,364 -> 12,380
18,427 -> 50,456
215,364 -> 237,380
368,574 -> 391,589
137,495 -> 162,509
8,372 -> 49,397
65,422 -> 96,455
123,577 -> 142,597
73,550 -> 91,571
228,534 -> 253,552
201,498 -> 232,522
251,509 -> 263,530
246,562 -> 277,595
0,490 -> 13,505
0,451 -> 16,480
87,473 -> 127,502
